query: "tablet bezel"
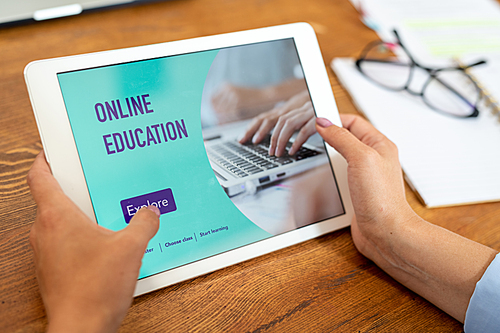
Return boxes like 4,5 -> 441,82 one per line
24,22 -> 353,296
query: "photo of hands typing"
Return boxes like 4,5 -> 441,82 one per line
200,39 -> 344,235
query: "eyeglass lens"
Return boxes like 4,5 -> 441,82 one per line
423,71 -> 481,117
358,42 -> 412,90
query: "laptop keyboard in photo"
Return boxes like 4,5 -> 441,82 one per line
206,135 -> 322,178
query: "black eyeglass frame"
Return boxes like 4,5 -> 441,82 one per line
355,30 -> 486,118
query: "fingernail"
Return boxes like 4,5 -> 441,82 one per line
146,205 -> 161,218
316,117 -> 333,128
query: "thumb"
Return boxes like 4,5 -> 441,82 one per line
315,117 -> 370,163
121,206 -> 160,247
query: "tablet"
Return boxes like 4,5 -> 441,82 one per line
24,22 -> 353,296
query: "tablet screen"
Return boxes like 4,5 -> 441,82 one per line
57,38 -> 345,279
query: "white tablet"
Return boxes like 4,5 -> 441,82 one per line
24,22 -> 353,296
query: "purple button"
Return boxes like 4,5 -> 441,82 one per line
120,188 -> 176,223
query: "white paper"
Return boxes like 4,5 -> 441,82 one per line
332,58 -> 500,207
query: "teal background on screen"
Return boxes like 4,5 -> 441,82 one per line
57,50 -> 271,279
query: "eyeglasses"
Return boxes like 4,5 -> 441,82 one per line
355,30 -> 486,118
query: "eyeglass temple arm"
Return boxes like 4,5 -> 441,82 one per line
463,60 -> 487,69
391,29 -> 417,63
392,29 -> 487,71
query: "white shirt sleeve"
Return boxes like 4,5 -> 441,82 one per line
464,253 -> 500,332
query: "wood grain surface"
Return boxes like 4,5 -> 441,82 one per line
1,0 -> 498,331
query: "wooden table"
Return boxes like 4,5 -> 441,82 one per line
1,0 -> 499,331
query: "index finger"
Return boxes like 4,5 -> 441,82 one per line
122,207 -> 160,249
238,120 -> 261,144
27,151 -> 65,206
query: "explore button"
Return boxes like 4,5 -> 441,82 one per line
120,188 -> 177,223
